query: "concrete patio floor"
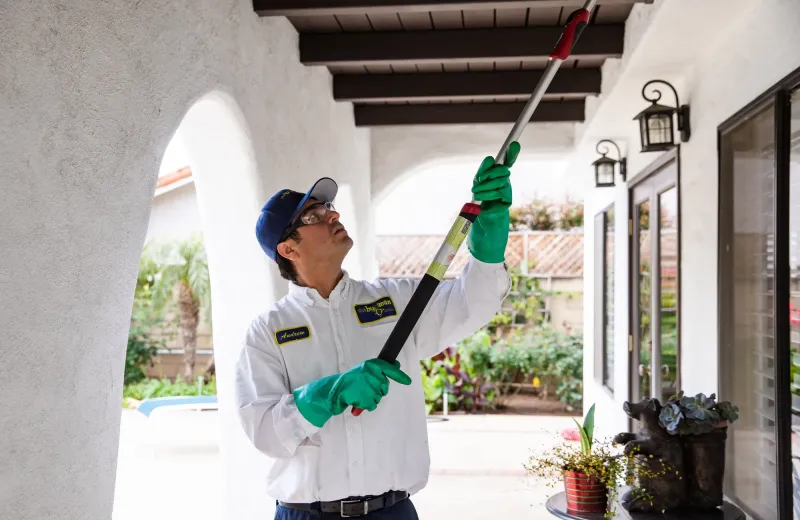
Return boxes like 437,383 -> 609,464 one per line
112,409 -> 577,519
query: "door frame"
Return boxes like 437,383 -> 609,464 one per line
627,147 -> 682,430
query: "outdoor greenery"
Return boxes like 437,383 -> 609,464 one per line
122,376 -> 217,408
123,234 -> 214,401
125,322 -> 162,386
124,248 -> 166,385
420,326 -> 583,414
123,377 -> 217,401
123,222 -> 585,417
509,197 -> 584,231
419,263 -> 584,415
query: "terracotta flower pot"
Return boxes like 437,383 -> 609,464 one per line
563,470 -> 608,514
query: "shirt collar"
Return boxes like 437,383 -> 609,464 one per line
288,270 -> 352,306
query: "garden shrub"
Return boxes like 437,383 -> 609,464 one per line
123,376 -> 217,402
420,325 -> 584,414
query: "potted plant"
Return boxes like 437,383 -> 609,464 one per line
658,392 -> 739,510
526,404 -> 670,518
561,404 -> 608,514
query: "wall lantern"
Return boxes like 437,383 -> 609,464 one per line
592,139 -> 626,188
633,79 -> 691,152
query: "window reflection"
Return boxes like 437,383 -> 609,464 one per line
659,188 -> 678,402
638,200 -> 651,399
789,88 -> 800,520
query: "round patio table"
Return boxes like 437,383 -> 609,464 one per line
546,492 -> 746,520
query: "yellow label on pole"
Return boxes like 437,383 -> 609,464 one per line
425,215 -> 472,280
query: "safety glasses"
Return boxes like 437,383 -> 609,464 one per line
282,201 -> 336,241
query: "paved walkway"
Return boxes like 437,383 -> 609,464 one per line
112,409 -> 576,519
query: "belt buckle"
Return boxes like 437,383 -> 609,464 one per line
340,499 -> 368,518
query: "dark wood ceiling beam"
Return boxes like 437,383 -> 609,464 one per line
334,69 -> 601,102
254,0 -> 648,16
301,25 -> 623,66
353,100 -> 585,126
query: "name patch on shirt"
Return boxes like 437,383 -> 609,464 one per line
354,296 -> 398,324
274,326 -> 311,346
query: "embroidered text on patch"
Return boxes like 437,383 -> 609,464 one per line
274,326 -> 311,346
354,296 -> 398,324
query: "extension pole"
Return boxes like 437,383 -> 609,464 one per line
352,0 -> 597,416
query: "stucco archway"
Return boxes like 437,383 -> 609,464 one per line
112,91 -> 283,520
1,3 -> 372,519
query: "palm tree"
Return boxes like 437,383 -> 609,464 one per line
143,234 -> 211,381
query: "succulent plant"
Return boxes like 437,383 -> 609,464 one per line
658,403 -> 684,433
657,391 -> 739,436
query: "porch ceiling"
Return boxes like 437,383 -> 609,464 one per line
255,0 -> 651,126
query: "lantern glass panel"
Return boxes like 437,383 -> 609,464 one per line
644,113 -> 674,147
596,162 -> 615,186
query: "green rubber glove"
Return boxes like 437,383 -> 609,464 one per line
467,141 -> 520,264
292,358 -> 412,428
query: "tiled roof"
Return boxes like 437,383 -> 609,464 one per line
376,231 -> 584,279
156,166 -> 192,189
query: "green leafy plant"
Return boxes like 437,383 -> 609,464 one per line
658,392 -> 739,435
573,404 -> 596,454
125,324 -> 162,385
420,345 -> 495,413
528,325 -> 584,408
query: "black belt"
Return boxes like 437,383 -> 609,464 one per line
277,490 -> 409,517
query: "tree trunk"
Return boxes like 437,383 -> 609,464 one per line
178,281 -> 199,381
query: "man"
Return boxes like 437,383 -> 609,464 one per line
235,142 -> 521,519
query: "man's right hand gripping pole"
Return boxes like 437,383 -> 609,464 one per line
292,358 -> 412,427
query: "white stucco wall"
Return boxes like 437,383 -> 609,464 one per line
580,0 -> 800,438
371,122 -> 577,203
0,3 -> 371,520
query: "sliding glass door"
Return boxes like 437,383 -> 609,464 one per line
719,68 -> 800,520
719,99 -> 778,520
629,154 -> 680,407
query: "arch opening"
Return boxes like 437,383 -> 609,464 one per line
113,90 -> 279,520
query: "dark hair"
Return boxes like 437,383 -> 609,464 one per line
276,228 -> 302,284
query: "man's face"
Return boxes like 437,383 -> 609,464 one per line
283,198 -> 353,266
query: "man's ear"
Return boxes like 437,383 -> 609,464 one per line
277,241 -> 300,261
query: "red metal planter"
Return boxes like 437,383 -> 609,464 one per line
563,470 -> 608,514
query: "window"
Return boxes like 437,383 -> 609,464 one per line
718,66 -> 800,520
595,205 -> 614,392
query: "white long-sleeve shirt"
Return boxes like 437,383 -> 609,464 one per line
234,258 -> 510,503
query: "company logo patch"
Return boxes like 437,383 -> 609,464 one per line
354,296 -> 397,324
274,326 -> 311,346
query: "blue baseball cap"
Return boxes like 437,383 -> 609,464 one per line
255,177 -> 338,262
